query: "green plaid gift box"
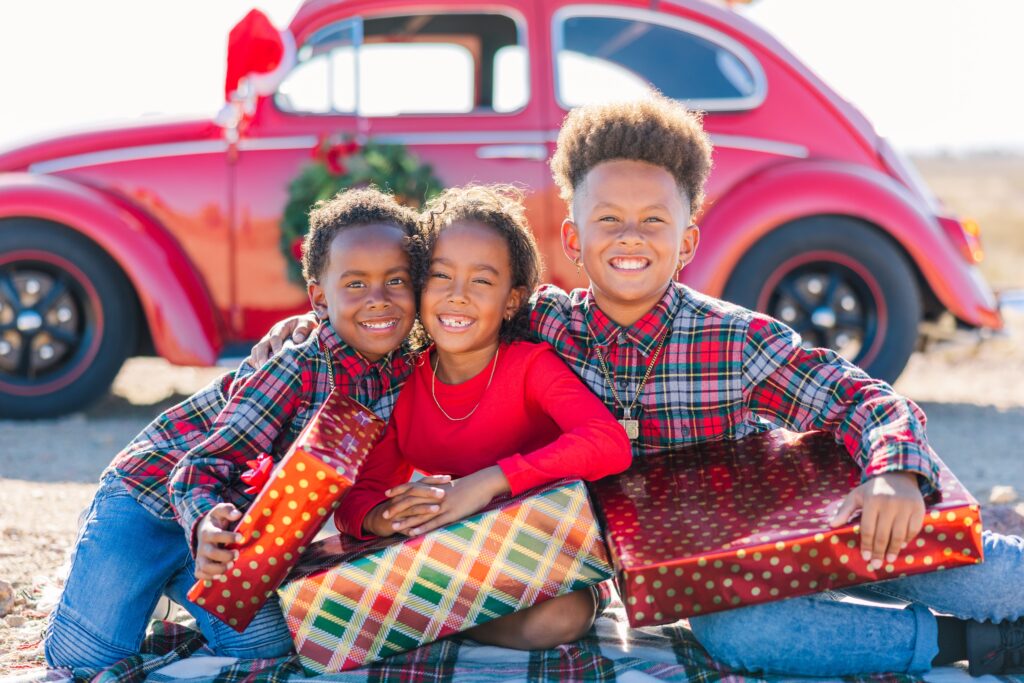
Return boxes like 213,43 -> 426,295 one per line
277,479 -> 612,673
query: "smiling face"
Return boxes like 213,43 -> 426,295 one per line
307,224 -> 416,361
563,159 -> 699,326
421,220 -> 524,371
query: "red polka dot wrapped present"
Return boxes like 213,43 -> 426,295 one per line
587,429 -> 983,627
188,390 -> 386,631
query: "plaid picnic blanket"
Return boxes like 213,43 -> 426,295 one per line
37,597 -> 1018,683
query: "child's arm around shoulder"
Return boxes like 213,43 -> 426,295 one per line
167,341 -> 317,551
498,342 -> 632,494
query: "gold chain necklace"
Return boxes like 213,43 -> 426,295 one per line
316,334 -> 337,390
431,347 -> 500,422
592,326 -> 671,441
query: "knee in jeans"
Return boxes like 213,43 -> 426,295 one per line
689,608 -> 776,671
45,607 -> 135,671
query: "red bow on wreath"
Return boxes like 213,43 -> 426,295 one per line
241,453 -> 275,494
314,138 -> 360,175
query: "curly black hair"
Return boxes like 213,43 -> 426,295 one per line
421,184 -> 541,343
550,94 -> 713,215
301,186 -> 424,286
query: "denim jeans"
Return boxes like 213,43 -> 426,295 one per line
689,531 -> 1024,676
44,475 -> 293,672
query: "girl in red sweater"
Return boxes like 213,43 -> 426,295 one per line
335,184 -> 632,649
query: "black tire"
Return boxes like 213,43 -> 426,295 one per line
0,220 -> 138,418
722,216 -> 921,383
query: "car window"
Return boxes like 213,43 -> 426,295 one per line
554,11 -> 763,110
276,13 -> 528,116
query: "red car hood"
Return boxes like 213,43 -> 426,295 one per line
0,115 -> 222,173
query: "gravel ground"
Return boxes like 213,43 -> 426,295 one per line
2,313 -> 1023,675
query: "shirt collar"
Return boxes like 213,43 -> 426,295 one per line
583,284 -> 683,357
317,322 -> 394,377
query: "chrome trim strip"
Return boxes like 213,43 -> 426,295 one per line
551,4 -> 768,113
373,130 -> 555,146
476,144 -> 549,160
30,140 -> 228,174
711,134 -> 808,158
237,135 -> 320,151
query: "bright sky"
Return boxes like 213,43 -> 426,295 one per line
0,0 -> 1021,153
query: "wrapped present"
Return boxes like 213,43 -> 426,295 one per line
277,479 -> 612,673
188,390 -> 385,631
588,430 -> 983,627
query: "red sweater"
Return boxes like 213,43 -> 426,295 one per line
335,341 -> 632,538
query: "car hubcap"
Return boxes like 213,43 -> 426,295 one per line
767,264 -> 877,362
0,265 -> 87,380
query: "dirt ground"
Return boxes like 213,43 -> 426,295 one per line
1,155 -> 1023,675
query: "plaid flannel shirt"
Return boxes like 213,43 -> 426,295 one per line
167,323 -> 412,543
529,282 -> 939,492
105,365 -> 256,521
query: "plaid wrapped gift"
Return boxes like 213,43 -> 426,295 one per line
588,429 -> 984,627
188,390 -> 385,631
277,479 -> 613,673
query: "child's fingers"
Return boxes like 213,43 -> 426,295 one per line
381,495 -> 441,520
884,511 -> 910,564
828,490 -> 860,528
391,510 -> 445,533
383,483 -> 446,502
868,506 -> 895,570
208,503 -> 242,528
907,506 -> 925,543
858,503 -> 879,565
418,475 -> 452,486
389,503 -> 443,527
202,529 -> 241,547
201,544 -> 237,565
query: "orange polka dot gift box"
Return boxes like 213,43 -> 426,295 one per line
587,430 -> 983,627
187,390 -> 386,632
276,479 -> 612,674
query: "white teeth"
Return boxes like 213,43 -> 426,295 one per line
611,257 -> 649,271
439,316 -> 472,328
361,319 -> 397,330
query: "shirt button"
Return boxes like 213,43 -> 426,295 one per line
680,425 -> 691,435
616,379 -> 629,391
616,332 -> 628,345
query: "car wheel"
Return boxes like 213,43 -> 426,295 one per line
722,217 -> 921,383
0,220 -> 138,418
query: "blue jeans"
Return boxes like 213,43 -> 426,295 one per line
689,531 -> 1024,676
44,475 -> 293,672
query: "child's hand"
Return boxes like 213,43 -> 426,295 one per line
194,503 -> 244,580
829,471 -> 926,571
402,467 -> 511,537
361,475 -> 452,536
247,313 -> 319,366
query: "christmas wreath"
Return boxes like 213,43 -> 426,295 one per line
280,138 -> 444,285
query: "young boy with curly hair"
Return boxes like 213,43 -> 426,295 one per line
538,95 -> 1024,678
254,96 -> 1024,677
45,188 -> 427,674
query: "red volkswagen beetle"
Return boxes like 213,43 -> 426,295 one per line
0,0 -> 1002,418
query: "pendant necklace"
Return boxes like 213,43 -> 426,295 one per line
316,334 -> 337,390
431,347 -> 500,421
592,325 -> 671,441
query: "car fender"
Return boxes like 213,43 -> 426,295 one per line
691,160 -> 1001,328
0,173 -> 222,365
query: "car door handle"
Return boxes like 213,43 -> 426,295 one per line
475,144 -> 548,161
